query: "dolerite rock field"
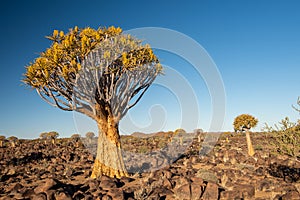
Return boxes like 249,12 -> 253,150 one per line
0,132 -> 299,199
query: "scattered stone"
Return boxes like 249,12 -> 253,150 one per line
34,178 -> 59,194
55,191 -> 72,200
281,190 -> 300,200
202,182 -> 219,200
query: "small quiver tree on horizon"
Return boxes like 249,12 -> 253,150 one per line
233,114 -> 258,156
0,135 -> 6,147
7,136 -> 18,148
71,133 -> 81,147
47,131 -> 59,145
85,132 -> 95,144
40,132 -> 48,144
194,128 -> 204,143
23,26 -> 162,178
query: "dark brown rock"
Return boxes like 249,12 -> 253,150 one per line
34,178 -> 59,194
233,184 -> 255,199
55,191 -> 72,200
202,182 -> 219,200
220,190 -> 242,200
174,184 -> 191,200
5,183 -> 23,193
281,190 -> 300,200
100,179 -> 116,190
31,193 -> 47,200
21,188 -> 35,198
106,188 -> 124,200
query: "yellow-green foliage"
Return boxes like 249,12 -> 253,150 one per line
23,26 -> 162,88
47,131 -> 59,139
266,117 -> 300,158
233,114 -> 258,132
174,128 -> 186,135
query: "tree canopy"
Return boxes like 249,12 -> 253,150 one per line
23,26 -> 162,122
233,114 -> 258,132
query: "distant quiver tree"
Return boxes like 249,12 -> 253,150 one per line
233,114 -> 258,156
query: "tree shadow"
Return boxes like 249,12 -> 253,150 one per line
268,162 -> 300,183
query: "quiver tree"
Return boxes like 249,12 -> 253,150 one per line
0,136 -> 6,147
40,132 -> 48,144
47,131 -> 59,145
23,26 -> 162,178
7,136 -> 18,148
233,114 -> 258,156
71,133 -> 81,147
194,129 -> 204,143
85,132 -> 95,144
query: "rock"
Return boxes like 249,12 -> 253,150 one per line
220,190 -> 242,200
256,179 -> 274,191
7,169 -> 16,175
21,188 -> 35,198
99,179 -> 116,190
255,167 -> 265,176
55,191 -> 72,200
281,190 -> 300,200
162,178 -> 173,189
190,182 -> 204,200
191,177 -> 203,185
173,176 -> 189,189
5,183 -> 23,193
233,184 -> 255,199
174,184 -> 191,200
87,179 -> 100,192
106,188 -> 124,200
202,182 -> 219,200
72,191 -> 85,199
34,178 -> 59,194
31,193 -> 47,200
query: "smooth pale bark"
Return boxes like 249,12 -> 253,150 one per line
91,116 -> 128,178
10,141 -> 16,148
245,131 -> 255,156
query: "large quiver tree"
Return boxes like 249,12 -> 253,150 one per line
23,26 -> 162,178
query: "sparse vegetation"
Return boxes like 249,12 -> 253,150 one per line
265,117 -> 300,159
233,114 -> 258,156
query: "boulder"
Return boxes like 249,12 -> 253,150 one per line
202,182 -> 219,200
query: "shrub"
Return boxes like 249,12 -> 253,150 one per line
266,117 -> 300,159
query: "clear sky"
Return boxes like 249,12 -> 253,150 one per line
0,0 -> 299,139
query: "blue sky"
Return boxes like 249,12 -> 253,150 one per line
0,0 -> 300,138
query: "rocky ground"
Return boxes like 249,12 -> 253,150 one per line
0,132 -> 299,200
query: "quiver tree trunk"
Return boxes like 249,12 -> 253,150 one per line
245,131 -> 254,156
91,113 -> 128,179
11,141 -> 16,148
